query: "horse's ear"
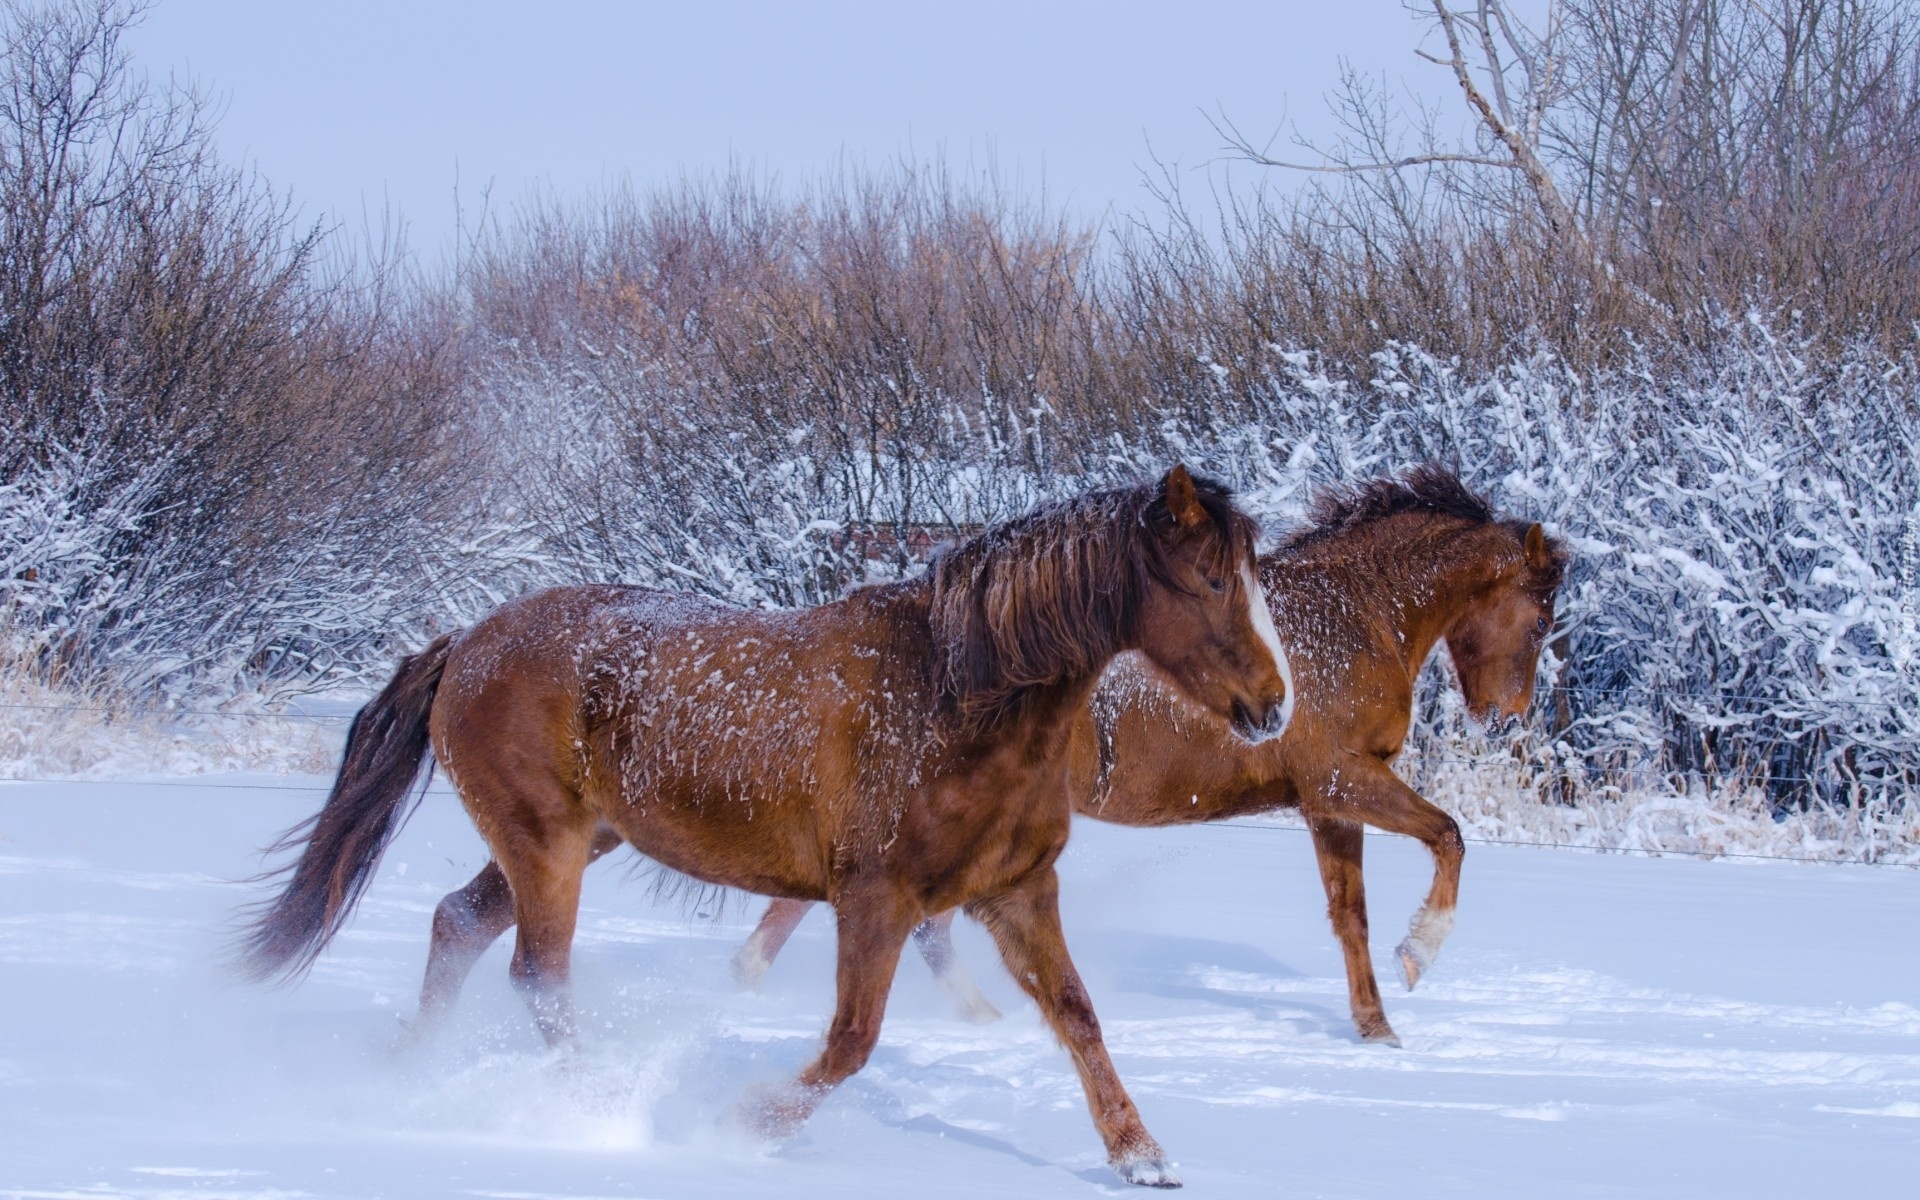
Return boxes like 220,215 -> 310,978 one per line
1524,523 -> 1551,569
1163,464 -> 1206,529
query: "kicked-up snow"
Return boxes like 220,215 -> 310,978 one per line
0,774 -> 1915,1198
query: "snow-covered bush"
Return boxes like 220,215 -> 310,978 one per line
1,1 -> 462,704
1177,327 -> 1919,834
0,427 -> 429,701
0,437 -> 169,679
464,343 -> 1074,610
452,305 -> 1917,838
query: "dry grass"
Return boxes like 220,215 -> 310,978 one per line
0,639 -> 338,780
1412,752 -> 1920,866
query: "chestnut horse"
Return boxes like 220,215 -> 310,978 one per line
738,466 -> 1568,1045
238,466 -> 1289,1188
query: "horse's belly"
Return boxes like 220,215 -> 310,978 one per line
898,775 -> 1073,911
591,764 -> 829,899
624,821 -> 826,899
1086,747 -> 1295,826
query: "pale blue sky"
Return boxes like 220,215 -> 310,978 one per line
129,1 -> 1446,251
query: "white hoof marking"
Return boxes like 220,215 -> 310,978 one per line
1396,939 -> 1430,992
1397,906 -> 1455,991
731,938 -> 772,990
935,966 -> 1004,1024
1114,1154 -> 1182,1188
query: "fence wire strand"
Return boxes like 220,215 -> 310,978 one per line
0,774 -> 1909,868
2,683 -> 1913,721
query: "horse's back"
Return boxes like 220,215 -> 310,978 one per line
427,583 -> 870,896
572,583 -> 904,896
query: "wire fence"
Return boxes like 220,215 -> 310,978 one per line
0,699 -> 355,722
1208,818 -> 1920,869
0,773 -> 1910,869
4,686 -> 1913,867
0,700 -> 1901,790
1,683 -> 1913,720
1538,684 -> 1912,710
1398,758 -> 1904,791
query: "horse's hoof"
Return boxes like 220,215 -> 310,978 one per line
935,971 -> 1004,1024
1359,1022 -> 1402,1048
1395,938 -> 1430,992
953,991 -> 1003,1025
731,948 -> 770,991
736,1081 -> 821,1140
389,1012 -> 435,1060
1113,1153 -> 1182,1188
736,1099 -> 799,1139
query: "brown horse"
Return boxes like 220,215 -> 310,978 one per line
737,466 -> 1568,1046
238,466 -> 1289,1188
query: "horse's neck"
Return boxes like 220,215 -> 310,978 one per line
1365,522 -> 1507,677
896,570 -> 1106,756
987,673 -> 1106,757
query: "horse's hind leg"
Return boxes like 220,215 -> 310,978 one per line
414,860 -> 515,1035
912,910 -> 1002,1024
1306,816 -> 1397,1046
442,765 -> 601,1047
746,885 -> 920,1136
733,897 -> 813,988
415,824 -> 625,1035
968,868 -> 1177,1188
500,820 -> 598,1046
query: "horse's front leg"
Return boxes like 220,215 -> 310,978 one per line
1304,815 -> 1397,1045
912,910 -> 1003,1024
968,868 -> 1178,1189
1318,757 -> 1464,994
744,885 -> 920,1136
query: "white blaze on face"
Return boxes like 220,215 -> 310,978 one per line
1240,561 -> 1294,739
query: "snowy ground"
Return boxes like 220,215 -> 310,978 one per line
2,773 -> 1916,1199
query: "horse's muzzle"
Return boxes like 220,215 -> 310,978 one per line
1468,702 -> 1526,734
1229,696 -> 1290,745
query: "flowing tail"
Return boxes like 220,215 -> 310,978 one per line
235,633 -> 456,982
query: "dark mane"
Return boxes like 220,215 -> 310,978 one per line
1282,462 -> 1569,588
1287,463 -> 1494,547
929,471 -> 1256,735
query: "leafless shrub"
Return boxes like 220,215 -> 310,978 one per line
0,0 -> 460,698
456,166 -> 1153,604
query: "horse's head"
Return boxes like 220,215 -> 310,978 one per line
1443,522 -> 1568,726
1135,465 -> 1293,744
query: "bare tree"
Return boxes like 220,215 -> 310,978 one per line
1215,3 -> 1592,263
1211,0 -> 1920,361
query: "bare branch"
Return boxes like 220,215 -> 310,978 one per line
1206,98 -> 1513,173
1477,0 -> 1516,125
1431,0 -> 1594,261
1226,146 -> 1517,174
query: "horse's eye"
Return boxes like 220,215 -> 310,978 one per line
1535,616 -> 1553,636
1207,576 -> 1226,593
